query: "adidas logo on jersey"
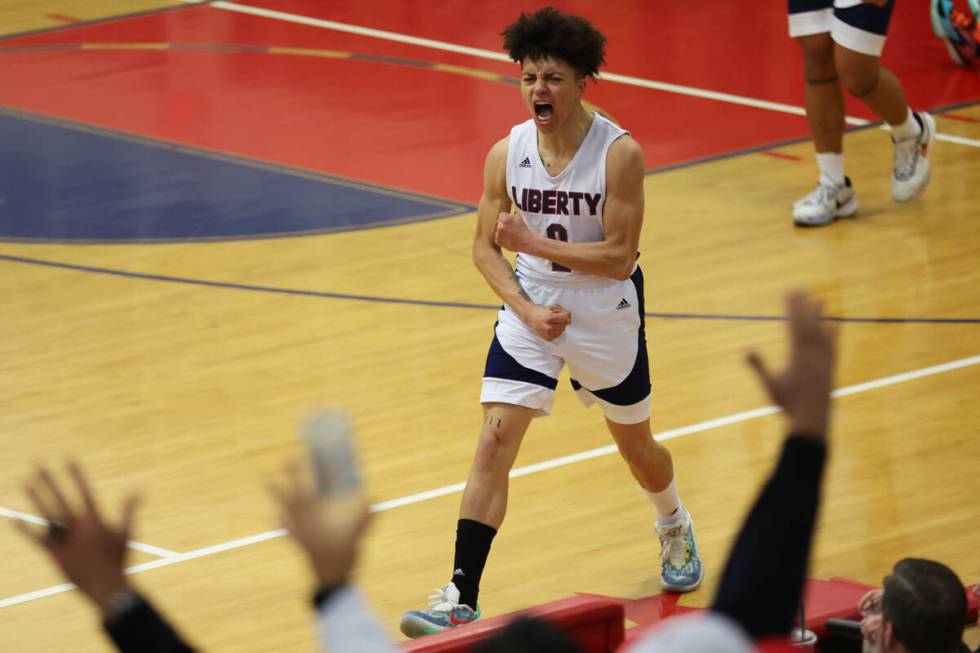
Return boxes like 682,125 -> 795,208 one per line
518,157 -> 532,168
616,298 -> 631,310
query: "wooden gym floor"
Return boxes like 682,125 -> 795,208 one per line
0,1 -> 977,650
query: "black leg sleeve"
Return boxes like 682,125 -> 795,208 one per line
711,434 -> 827,639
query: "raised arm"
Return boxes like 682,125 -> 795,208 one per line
473,137 -> 571,341
494,134 -> 644,280
15,463 -> 197,653
711,291 -> 837,638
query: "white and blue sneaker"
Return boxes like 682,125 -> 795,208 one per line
399,582 -> 480,639
892,112 -> 936,203
657,511 -> 704,593
793,177 -> 859,226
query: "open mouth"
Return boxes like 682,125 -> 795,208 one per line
534,102 -> 554,120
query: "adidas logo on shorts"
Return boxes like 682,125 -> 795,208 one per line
518,157 -> 532,168
616,298 -> 630,310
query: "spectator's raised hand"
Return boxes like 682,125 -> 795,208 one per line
268,461 -> 372,587
860,612 -> 884,647
14,462 -> 139,614
746,291 -> 837,438
858,588 -> 883,617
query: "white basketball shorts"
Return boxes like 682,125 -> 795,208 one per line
480,266 -> 651,425
788,0 -> 895,57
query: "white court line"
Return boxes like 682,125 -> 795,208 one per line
832,354 -> 980,398
181,0 -> 980,149
184,0 -> 511,61
0,507 -> 178,558
931,130 -> 980,148
0,582 -> 76,608
0,529 -> 283,609
2,352 -> 978,610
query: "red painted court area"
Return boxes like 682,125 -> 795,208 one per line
0,1 -> 977,204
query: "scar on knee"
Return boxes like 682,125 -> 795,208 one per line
806,74 -> 839,85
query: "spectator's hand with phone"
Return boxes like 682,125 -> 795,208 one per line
268,459 -> 371,587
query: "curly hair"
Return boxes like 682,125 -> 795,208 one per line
502,7 -> 606,78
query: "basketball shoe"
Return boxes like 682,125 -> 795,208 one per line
793,177 -> 858,226
892,112 -> 936,203
399,582 -> 480,638
657,510 -> 704,593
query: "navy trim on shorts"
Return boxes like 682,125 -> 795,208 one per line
787,0 -> 894,36
788,0 -> 832,14
484,325 -> 558,390
569,266 -> 651,407
835,0 -> 894,37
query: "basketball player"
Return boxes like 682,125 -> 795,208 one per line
789,0 -> 936,226
400,8 -> 702,638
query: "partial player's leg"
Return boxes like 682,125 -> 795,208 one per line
789,1 -> 858,226
607,417 -> 703,593
564,267 -> 703,593
452,401 -> 535,604
831,0 -> 935,203
459,403 -> 535,530
400,318 -> 561,639
834,44 -> 907,125
800,33 -> 845,156
399,403 -> 535,639
606,417 -> 673,494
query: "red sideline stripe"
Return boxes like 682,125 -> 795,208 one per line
46,13 -> 82,23
940,113 -> 978,123
760,150 -> 802,161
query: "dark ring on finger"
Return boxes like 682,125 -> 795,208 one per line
46,520 -> 69,542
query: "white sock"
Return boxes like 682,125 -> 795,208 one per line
644,479 -> 684,526
815,152 -> 845,188
890,108 -> 921,142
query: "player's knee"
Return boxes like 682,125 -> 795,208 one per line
797,34 -> 837,83
839,66 -> 879,98
614,433 -> 650,465
835,47 -> 880,97
472,430 -> 512,474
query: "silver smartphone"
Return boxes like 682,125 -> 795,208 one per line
302,410 -> 361,498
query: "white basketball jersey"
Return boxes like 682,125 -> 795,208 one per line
506,112 -> 628,287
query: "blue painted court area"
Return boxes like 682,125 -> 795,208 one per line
0,109 -> 471,242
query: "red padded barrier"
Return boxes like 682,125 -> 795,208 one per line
967,584 -> 979,624
401,594 -> 624,653
402,579 -> 978,652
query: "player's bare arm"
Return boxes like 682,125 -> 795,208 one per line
494,134 -> 644,281
473,138 -> 571,341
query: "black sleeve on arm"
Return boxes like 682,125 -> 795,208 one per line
710,433 -> 827,639
103,595 -> 197,653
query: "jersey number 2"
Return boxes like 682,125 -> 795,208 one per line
546,224 -> 571,272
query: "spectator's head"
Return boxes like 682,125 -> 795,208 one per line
877,558 -> 967,653
473,615 -> 586,653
